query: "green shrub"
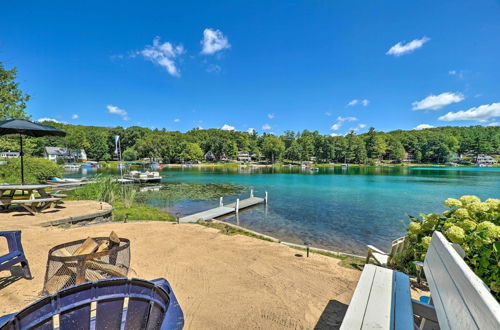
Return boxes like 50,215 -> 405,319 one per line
123,148 -> 138,161
113,202 -> 175,221
393,195 -> 500,298
0,157 -> 62,184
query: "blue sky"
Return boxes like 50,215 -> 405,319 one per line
2,0 -> 499,135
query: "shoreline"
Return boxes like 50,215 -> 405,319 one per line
96,160 -> 500,169
209,219 -> 365,260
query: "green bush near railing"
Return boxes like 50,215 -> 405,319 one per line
392,195 -> 500,299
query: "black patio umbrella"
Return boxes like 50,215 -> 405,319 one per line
0,118 -> 66,184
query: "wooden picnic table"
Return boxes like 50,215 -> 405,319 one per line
0,184 -> 52,198
0,184 -> 62,215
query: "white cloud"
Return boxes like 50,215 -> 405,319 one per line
201,28 -> 230,55
220,124 -> 235,131
347,99 -> 369,107
107,105 -> 129,120
449,70 -> 464,79
337,116 -> 358,122
330,133 -> 340,137
173,118 -> 181,123
438,102 -> 500,122
36,118 -> 64,124
262,123 -> 272,130
414,124 -> 434,130
330,122 -> 342,131
267,113 -> 275,119
412,92 -> 464,110
386,37 -> 430,56
487,122 -> 499,127
206,64 -> 221,73
140,37 -> 185,77
350,123 -> 367,132
330,116 -> 358,131
324,112 -> 332,116
247,128 -> 256,134
71,114 -> 79,120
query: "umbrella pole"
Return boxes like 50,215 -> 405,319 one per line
20,134 -> 24,185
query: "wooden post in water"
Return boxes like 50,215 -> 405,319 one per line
250,189 -> 254,198
236,198 -> 240,214
219,197 -> 223,207
265,191 -> 268,204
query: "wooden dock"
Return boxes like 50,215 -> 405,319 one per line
179,190 -> 267,223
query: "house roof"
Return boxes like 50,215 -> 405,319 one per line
45,147 -> 68,156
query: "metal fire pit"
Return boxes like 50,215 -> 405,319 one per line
43,237 -> 130,295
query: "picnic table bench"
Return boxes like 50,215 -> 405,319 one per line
341,231 -> 500,329
0,184 -> 63,215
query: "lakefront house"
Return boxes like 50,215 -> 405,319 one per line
237,151 -> 252,162
475,154 -> 498,165
0,151 -> 20,158
44,147 -> 87,162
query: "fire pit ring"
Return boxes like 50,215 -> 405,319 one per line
43,237 -> 130,295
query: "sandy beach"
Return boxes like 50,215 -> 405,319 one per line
0,201 -> 364,329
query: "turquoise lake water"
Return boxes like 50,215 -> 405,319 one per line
71,166 -> 500,254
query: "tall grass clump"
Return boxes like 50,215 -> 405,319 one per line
121,185 -> 136,209
68,176 -> 119,204
67,177 -> 175,222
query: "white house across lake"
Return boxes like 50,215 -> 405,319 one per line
475,154 -> 498,166
0,151 -> 20,158
44,147 -> 87,162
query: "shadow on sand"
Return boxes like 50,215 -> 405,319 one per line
314,299 -> 348,330
0,266 -> 26,290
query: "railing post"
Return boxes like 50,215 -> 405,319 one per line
219,197 -> 223,207
236,198 -> 240,214
250,189 -> 254,198
265,191 -> 268,204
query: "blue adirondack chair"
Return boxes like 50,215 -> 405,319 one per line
0,277 -> 184,330
0,231 -> 32,279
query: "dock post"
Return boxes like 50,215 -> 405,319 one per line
219,197 -> 223,207
236,198 -> 240,214
250,189 -> 254,198
265,191 -> 268,204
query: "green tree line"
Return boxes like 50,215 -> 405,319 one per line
1,122 -> 497,164
1,61 -> 499,164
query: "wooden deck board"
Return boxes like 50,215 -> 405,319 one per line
226,197 -> 264,208
179,196 -> 265,223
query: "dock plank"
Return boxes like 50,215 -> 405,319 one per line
179,196 -> 265,223
179,207 -> 235,223
226,197 -> 264,209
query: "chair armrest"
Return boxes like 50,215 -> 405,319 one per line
151,278 -> 184,330
412,298 -> 438,323
366,245 -> 387,255
0,313 -> 15,328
